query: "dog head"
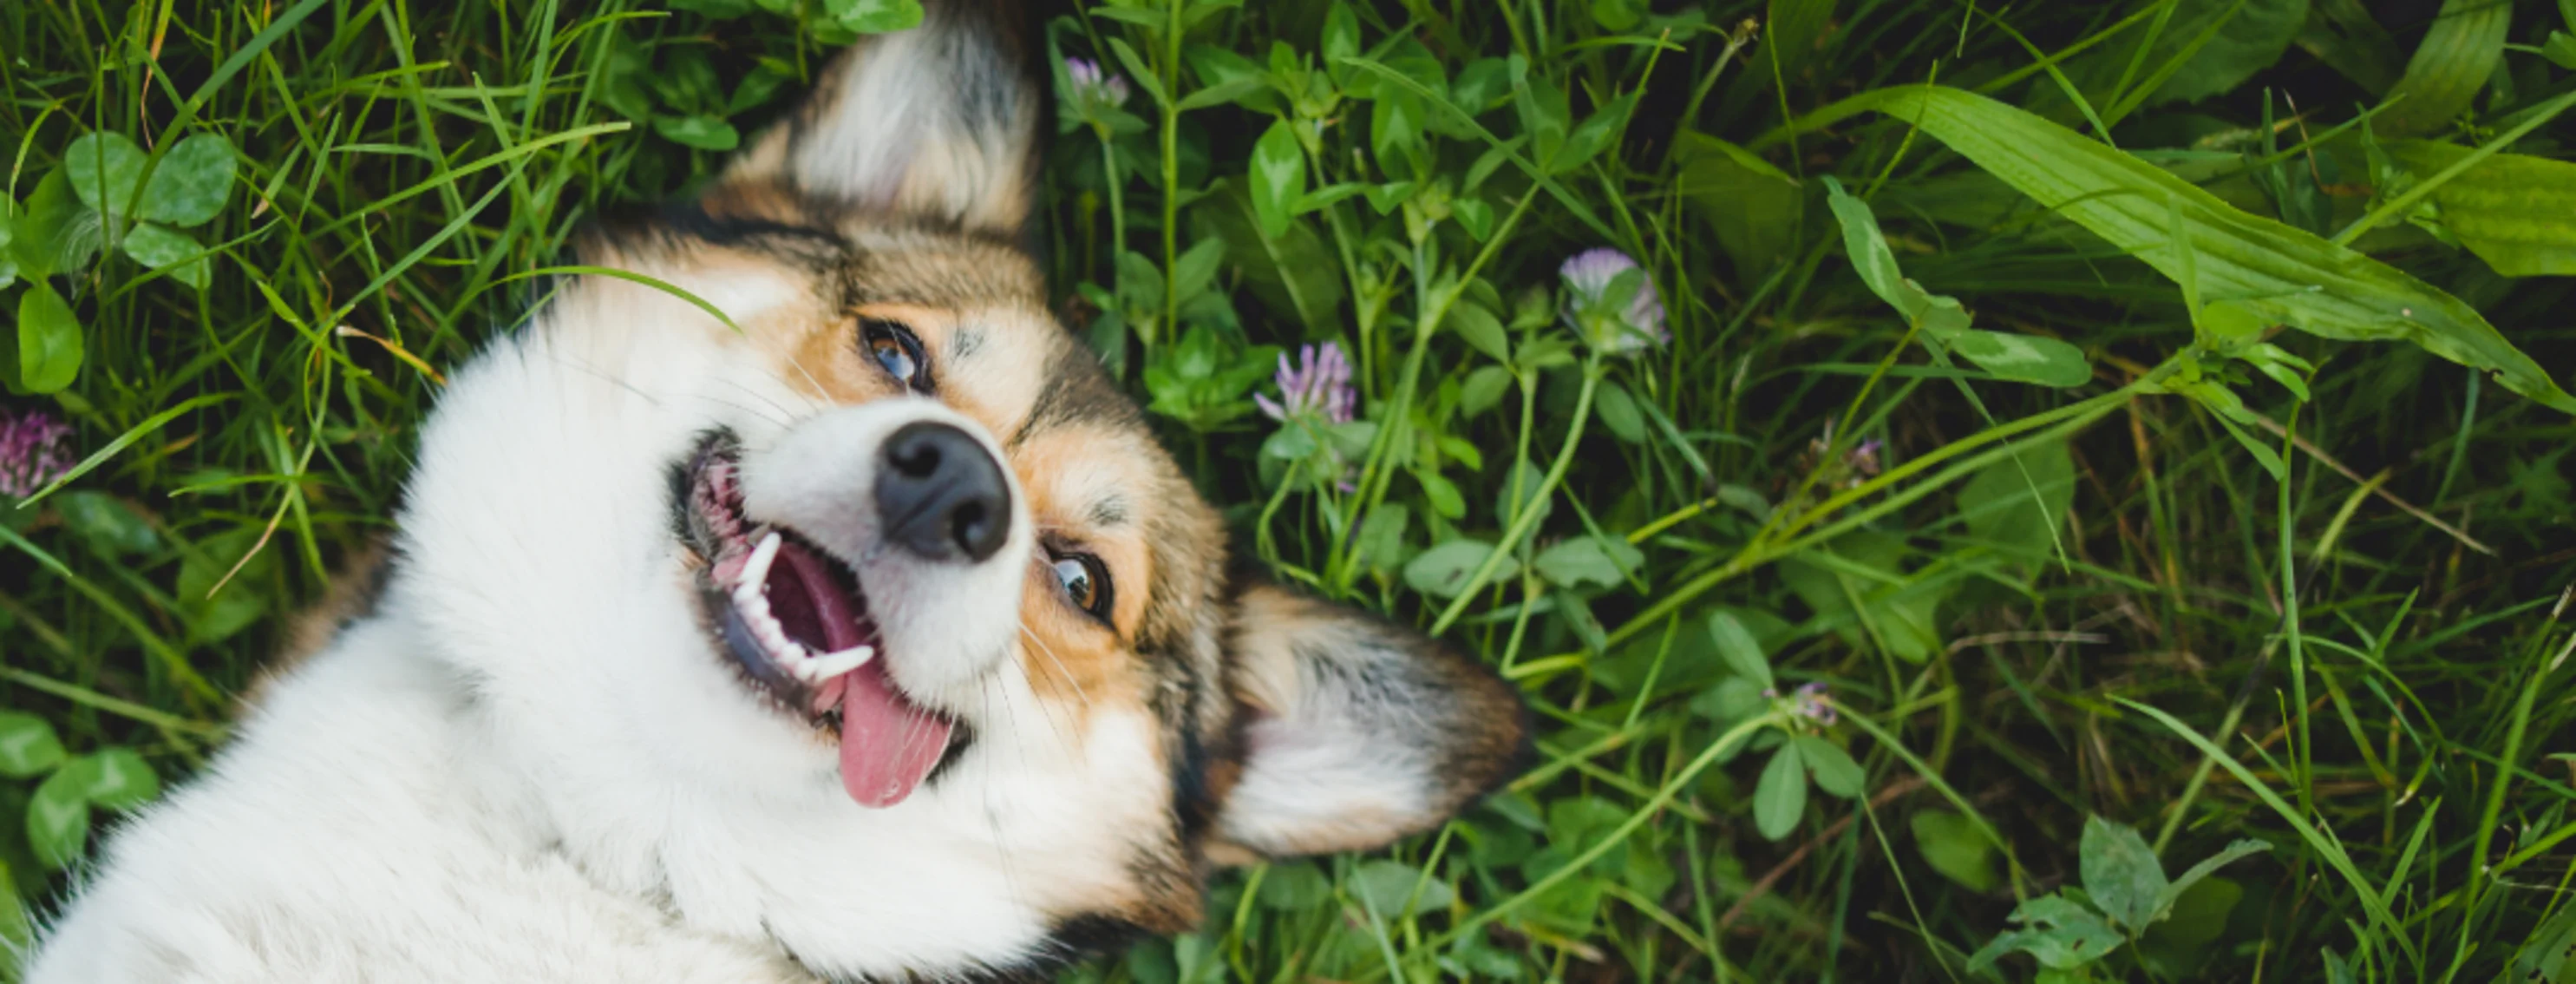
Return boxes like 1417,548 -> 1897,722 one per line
384,4 -> 1525,980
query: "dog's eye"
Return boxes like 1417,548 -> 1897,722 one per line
861,319 -> 931,392
1049,553 -> 1110,620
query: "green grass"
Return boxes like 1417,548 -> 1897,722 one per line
6,0 -> 2576,980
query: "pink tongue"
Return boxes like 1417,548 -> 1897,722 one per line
768,538 -> 950,809
834,664 -> 952,808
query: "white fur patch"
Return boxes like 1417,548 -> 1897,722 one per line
30,267 -> 1170,981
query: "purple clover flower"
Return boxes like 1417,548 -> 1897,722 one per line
1811,417 -> 1884,488
1847,438 -> 1884,479
1559,248 -> 1667,355
1792,682 -> 1838,725
1062,57 -> 1131,114
0,408 -> 74,499
1256,342 -> 1357,425
1760,681 -> 1839,726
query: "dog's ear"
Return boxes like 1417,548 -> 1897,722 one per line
1208,584 -> 1528,862
729,3 -> 1041,233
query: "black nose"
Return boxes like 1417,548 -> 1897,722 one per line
875,421 -> 1011,563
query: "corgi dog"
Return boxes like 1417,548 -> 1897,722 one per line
29,5 -> 1525,981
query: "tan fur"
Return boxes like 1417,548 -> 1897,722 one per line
242,540 -> 391,710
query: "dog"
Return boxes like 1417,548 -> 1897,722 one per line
28,5 -> 1525,981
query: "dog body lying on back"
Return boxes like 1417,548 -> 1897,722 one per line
29,7 -> 1523,981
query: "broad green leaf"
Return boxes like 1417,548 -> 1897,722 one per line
1405,540 -> 1515,598
653,46 -> 723,108
1957,438 -> 2076,562
2322,945 -> 2359,984
1782,531 -> 1949,662
1592,381 -> 1645,443
1914,809 -> 1999,891
1459,365 -> 1512,417
1968,895 -> 2126,971
2547,30 -> 2576,70
1514,75 -> 1571,166
1349,859 -> 1453,916
2154,838 -> 2270,918
2080,816 -> 2168,929
1183,44 -> 1276,113
1753,742 -> 1807,840
1795,735 -> 1864,798
1320,3 -> 1359,84
1451,300 -> 1509,362
1690,677 -> 1769,730
14,171 -> 100,279
2298,0 -> 2405,94
121,222 -> 210,289
1676,134 -> 1802,277
19,282 -> 84,394
1821,176 -> 1915,312
0,712 -> 65,777
2385,141 -> 2576,276
1591,0 -> 1644,30
56,490 -> 160,556
1449,57 -> 1513,115
1450,196 -> 1494,240
1289,182 -> 1368,214
1204,183 -> 1344,334
2153,0 -> 2309,105
64,131 -> 147,218
1248,120 -> 1305,240
652,115 -> 741,151
1822,176 -> 2089,386
139,133 -> 237,226
2139,876 -> 2239,957
2076,0 -> 2309,108
2375,0 -> 2507,137
1765,0 -> 1839,80
1552,93 -> 1634,175
1256,861 -> 1331,910
1104,39 -> 1167,109
1707,610 -> 1774,689
823,0 -> 922,33
1945,328 -> 2091,387
1532,535 -> 1642,590
1169,237 -> 1226,304
27,768 -> 90,869
178,526 -> 278,642
1850,85 -> 2573,413
1357,503 -> 1409,574
2509,901 -> 2576,984
68,749 -> 160,810
1415,469 -> 1466,520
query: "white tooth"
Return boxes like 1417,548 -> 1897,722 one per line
803,646 -> 875,679
737,530 -> 783,592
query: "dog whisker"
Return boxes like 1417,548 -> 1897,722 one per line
1017,622 -> 1091,710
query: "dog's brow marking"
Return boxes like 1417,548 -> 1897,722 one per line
951,327 -> 984,358
1086,496 -> 1128,529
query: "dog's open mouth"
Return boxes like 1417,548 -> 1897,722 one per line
681,434 -> 954,809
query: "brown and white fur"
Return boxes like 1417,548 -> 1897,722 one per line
28,6 -> 1524,981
